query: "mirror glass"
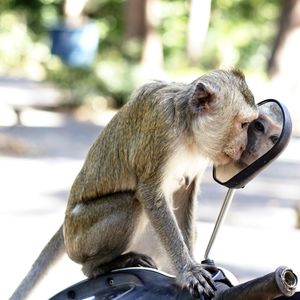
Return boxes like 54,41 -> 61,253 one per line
213,99 -> 291,188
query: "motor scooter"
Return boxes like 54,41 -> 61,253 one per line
50,99 -> 299,300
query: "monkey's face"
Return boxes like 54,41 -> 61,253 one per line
240,111 -> 282,166
189,69 -> 258,166
216,110 -> 258,166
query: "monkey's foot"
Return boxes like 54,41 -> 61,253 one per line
83,251 -> 157,278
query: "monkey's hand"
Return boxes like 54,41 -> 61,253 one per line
180,263 -> 216,299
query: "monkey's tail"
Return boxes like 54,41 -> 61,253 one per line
9,225 -> 64,300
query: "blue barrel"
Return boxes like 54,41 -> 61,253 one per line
50,21 -> 100,67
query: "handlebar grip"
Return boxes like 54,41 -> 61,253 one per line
214,266 -> 297,300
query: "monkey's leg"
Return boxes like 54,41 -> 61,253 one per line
64,192 -> 156,278
83,251 -> 157,277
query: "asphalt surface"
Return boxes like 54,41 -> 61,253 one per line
1,79 -> 300,299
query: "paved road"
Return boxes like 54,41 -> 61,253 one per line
1,89 -> 300,298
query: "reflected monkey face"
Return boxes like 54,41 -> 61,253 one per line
213,100 -> 290,187
240,102 -> 283,166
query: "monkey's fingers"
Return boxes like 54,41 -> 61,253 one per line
187,275 -> 213,300
136,255 -> 158,269
181,266 -> 215,299
194,271 -> 215,299
189,278 -> 203,298
199,267 -> 217,291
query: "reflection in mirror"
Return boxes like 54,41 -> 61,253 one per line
215,101 -> 283,183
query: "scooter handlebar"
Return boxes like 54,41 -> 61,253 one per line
214,266 -> 298,300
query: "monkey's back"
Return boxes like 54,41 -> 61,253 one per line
66,80 -> 187,208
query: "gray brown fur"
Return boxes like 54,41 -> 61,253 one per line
10,69 -> 258,299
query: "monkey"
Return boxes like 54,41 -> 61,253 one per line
239,101 -> 282,166
215,101 -> 283,182
10,69 -> 258,300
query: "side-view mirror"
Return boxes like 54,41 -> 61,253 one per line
213,99 -> 292,189
204,99 -> 293,262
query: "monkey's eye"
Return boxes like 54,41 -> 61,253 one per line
270,135 -> 279,145
241,122 -> 249,129
254,121 -> 264,133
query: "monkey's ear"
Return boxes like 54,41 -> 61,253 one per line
190,82 -> 215,113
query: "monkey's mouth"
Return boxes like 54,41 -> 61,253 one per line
214,148 -> 246,166
239,150 -> 256,166
216,152 -> 235,166
225,149 -> 244,162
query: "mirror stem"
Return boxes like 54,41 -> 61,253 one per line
204,188 -> 236,260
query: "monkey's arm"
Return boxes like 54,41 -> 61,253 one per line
137,183 -> 215,299
173,178 -> 199,254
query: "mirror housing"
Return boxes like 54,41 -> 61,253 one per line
213,99 -> 292,189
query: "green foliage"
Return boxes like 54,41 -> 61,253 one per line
85,0 -> 125,54
0,11 -> 50,75
160,1 -> 189,70
45,54 -> 137,107
0,0 -> 283,106
203,0 -> 281,71
0,0 -> 61,37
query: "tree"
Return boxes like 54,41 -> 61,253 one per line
141,0 -> 164,77
268,0 -> 300,77
124,0 -> 163,78
64,0 -> 89,25
124,0 -> 147,40
267,0 -> 300,130
187,0 -> 212,65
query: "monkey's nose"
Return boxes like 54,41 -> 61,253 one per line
239,145 -> 246,157
235,146 -> 245,161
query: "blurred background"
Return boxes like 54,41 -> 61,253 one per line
1,0 -> 300,299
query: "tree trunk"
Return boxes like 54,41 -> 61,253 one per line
124,0 -> 163,79
268,0 -> 300,76
187,0 -> 212,65
124,0 -> 147,40
63,0 -> 89,26
141,0 -> 164,77
267,0 -> 300,134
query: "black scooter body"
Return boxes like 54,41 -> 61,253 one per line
50,266 -> 234,300
50,267 -> 192,300
49,266 -> 299,300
